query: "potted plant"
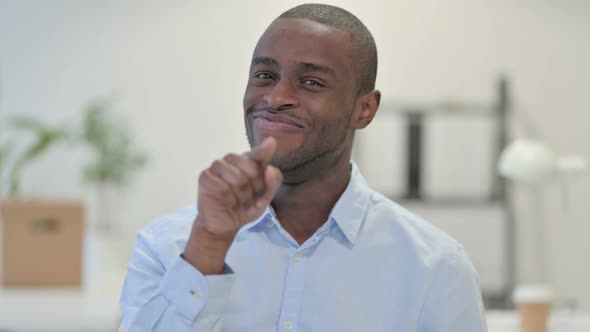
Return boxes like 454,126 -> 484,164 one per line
3,116 -> 70,195
0,116 -> 84,287
76,99 -> 149,291
79,99 -> 148,232
0,98 -> 148,287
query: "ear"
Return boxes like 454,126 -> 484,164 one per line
353,89 -> 381,129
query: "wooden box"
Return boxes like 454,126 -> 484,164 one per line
0,199 -> 84,286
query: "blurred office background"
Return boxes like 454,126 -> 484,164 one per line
0,0 -> 589,331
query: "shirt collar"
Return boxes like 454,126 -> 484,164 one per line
328,161 -> 371,245
241,161 -> 371,245
240,207 -> 274,233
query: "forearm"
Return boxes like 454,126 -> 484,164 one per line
120,232 -> 234,332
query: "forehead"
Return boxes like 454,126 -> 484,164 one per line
253,18 -> 355,73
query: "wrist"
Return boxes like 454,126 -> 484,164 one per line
192,218 -> 237,245
183,222 -> 233,275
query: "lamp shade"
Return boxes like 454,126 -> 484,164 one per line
498,139 -> 556,183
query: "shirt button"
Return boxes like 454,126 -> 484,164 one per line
283,320 -> 293,330
294,253 -> 303,262
190,290 -> 202,301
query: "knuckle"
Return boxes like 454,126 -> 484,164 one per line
239,184 -> 251,194
198,170 -> 210,185
241,164 -> 258,181
198,170 -> 207,182
217,183 -> 232,195
210,159 -> 224,171
223,153 -> 240,163
236,177 -> 250,191
218,187 -> 237,204
246,166 -> 260,179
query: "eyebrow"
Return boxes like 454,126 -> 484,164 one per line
252,56 -> 280,67
251,57 -> 335,76
296,62 -> 335,76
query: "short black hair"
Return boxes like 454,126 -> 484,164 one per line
278,3 -> 378,94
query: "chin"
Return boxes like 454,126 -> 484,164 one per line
271,147 -> 318,175
270,149 -> 298,169
253,131 -> 301,150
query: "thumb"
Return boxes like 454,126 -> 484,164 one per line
247,137 -> 277,165
257,164 -> 283,207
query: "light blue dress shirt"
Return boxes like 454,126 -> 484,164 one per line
120,162 -> 487,331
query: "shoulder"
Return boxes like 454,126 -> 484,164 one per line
140,205 -> 196,238
136,204 -> 197,267
364,191 -> 472,271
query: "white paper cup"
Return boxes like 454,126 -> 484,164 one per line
513,284 -> 553,332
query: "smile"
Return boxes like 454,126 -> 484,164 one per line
253,114 -> 304,132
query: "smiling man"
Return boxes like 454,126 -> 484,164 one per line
120,4 -> 487,332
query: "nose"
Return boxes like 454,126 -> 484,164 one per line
264,78 -> 299,110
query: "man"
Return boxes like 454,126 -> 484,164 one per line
120,4 -> 487,331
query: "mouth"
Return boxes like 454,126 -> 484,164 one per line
252,113 -> 304,131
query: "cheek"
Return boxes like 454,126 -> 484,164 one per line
243,89 -> 265,130
242,88 -> 255,110
305,112 -> 349,147
243,84 -> 268,108
328,113 -> 351,133
305,99 -> 354,131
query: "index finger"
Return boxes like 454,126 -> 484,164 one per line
246,136 -> 277,164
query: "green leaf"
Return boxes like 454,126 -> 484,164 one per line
0,144 -> 7,177
9,116 -> 46,131
80,99 -> 148,187
7,116 -> 70,196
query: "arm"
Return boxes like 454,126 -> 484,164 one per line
418,246 -> 488,332
119,230 -> 234,331
120,137 -> 282,331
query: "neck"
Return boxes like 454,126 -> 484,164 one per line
271,152 -> 352,245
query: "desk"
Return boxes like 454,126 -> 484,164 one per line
0,300 -> 589,332
0,230 -> 588,332
0,232 -> 128,332
0,287 -> 120,332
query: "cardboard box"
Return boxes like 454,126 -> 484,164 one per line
0,199 -> 84,287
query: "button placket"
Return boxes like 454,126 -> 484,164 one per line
277,250 -> 306,332
283,320 -> 294,330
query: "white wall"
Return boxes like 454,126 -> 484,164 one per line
1,0 -> 589,308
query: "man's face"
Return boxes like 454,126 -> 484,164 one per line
243,18 -> 360,176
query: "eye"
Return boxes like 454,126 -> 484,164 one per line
302,79 -> 323,87
254,72 -> 274,80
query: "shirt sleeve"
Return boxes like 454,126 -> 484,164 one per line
417,245 -> 488,332
119,230 -> 235,331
